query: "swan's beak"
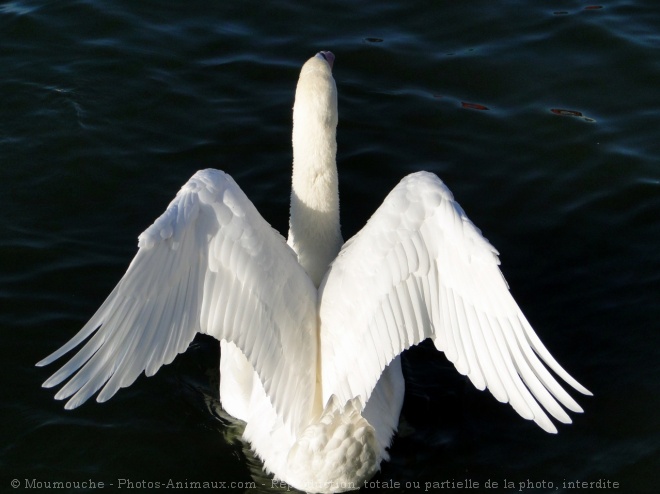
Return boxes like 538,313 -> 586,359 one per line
317,51 -> 335,70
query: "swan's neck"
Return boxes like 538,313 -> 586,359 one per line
287,60 -> 343,288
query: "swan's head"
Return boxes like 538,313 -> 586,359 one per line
303,50 -> 335,75
317,50 -> 335,70
293,51 -> 338,131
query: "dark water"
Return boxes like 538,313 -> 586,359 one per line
2,1 -> 659,493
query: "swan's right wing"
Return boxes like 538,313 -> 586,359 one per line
38,169 -> 318,433
319,172 -> 590,433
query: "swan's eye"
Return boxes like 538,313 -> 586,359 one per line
319,52 -> 328,61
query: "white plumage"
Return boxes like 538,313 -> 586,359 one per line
38,51 -> 590,493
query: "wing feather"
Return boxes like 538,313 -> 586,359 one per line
319,171 -> 590,432
38,169 -> 317,432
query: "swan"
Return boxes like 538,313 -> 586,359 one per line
38,51 -> 591,493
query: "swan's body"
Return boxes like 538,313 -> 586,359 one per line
38,52 -> 590,493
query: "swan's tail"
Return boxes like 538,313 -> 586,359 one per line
285,395 -> 382,494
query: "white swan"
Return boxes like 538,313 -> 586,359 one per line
38,51 -> 591,493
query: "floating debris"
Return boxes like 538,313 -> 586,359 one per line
461,101 -> 490,111
552,6 -> 602,15
551,108 -> 583,117
550,108 -> 595,122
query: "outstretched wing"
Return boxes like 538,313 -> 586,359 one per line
319,171 -> 590,433
38,169 -> 318,432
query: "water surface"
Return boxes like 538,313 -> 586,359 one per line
2,1 -> 659,493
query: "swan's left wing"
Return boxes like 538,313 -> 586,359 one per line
319,172 -> 591,433
37,169 -> 318,433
